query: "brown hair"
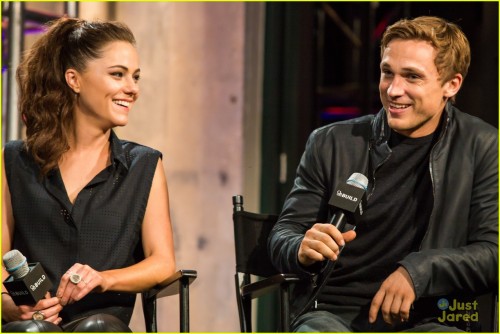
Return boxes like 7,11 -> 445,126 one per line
380,16 -> 470,102
16,18 -> 136,176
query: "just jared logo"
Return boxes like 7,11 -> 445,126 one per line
437,298 -> 479,323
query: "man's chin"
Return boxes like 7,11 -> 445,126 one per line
387,119 -> 405,131
387,121 -> 414,137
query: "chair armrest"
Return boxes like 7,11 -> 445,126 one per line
241,273 -> 300,300
143,269 -> 197,300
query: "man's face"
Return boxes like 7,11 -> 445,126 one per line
379,39 -> 461,138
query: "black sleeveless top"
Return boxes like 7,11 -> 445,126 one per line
4,130 -> 161,324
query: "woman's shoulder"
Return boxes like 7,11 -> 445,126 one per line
121,140 -> 161,155
4,140 -> 25,151
110,131 -> 162,162
114,140 -> 162,184
4,140 -> 26,159
3,140 -> 39,177
114,138 -> 163,169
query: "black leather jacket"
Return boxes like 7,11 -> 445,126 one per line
268,103 -> 498,321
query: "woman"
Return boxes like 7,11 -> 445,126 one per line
2,18 -> 176,332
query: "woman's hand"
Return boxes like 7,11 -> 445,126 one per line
56,263 -> 108,306
2,292 -> 62,325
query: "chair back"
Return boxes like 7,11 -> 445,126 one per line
233,206 -> 279,277
232,195 -> 279,332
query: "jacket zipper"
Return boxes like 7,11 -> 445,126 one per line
417,114 -> 449,250
367,146 -> 391,200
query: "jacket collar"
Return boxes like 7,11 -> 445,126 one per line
369,102 -> 452,174
371,108 -> 390,147
369,109 -> 392,172
371,101 -> 453,147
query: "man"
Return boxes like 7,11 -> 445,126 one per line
268,16 -> 497,332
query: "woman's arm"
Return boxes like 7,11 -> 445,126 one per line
2,149 -> 63,324
103,158 -> 177,290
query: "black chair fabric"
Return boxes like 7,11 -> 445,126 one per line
233,210 -> 280,277
232,195 -> 299,332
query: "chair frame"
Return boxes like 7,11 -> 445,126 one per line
142,269 -> 197,332
235,272 -> 299,332
232,195 -> 498,333
233,195 -> 300,332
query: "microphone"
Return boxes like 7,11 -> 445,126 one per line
3,250 -> 53,305
303,173 -> 369,314
328,173 -> 368,232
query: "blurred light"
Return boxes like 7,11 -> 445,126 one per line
321,106 -> 361,121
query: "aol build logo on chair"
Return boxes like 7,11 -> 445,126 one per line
437,298 -> 479,323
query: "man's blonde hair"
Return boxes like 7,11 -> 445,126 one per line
381,16 -> 470,102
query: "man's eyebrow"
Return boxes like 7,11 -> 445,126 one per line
380,62 -> 425,74
400,67 -> 425,75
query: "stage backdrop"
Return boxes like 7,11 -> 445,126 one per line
80,2 -> 247,331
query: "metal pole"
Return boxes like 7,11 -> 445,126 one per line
179,278 -> 190,332
64,1 -> 79,18
6,2 -> 24,141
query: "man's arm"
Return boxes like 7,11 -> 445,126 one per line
268,129 -> 329,275
400,130 -> 498,298
369,127 -> 498,325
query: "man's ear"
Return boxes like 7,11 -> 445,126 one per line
65,69 -> 81,93
443,73 -> 463,99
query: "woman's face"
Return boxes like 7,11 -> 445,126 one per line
69,41 -> 140,129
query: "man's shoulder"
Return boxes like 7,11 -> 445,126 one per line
310,114 -> 375,142
451,106 -> 497,136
